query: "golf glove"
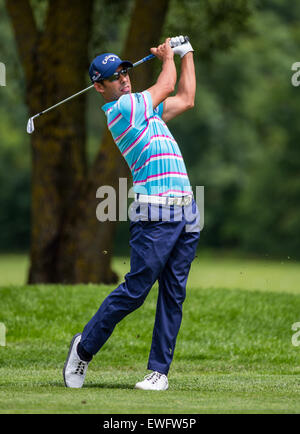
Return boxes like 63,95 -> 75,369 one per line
171,35 -> 194,58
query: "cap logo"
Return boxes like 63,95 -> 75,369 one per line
102,55 -> 118,65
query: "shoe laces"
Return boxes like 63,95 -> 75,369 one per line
74,360 -> 87,376
144,371 -> 164,384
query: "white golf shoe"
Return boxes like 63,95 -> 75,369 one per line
63,333 -> 89,388
135,371 -> 169,391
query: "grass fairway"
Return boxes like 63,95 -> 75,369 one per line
0,253 -> 300,414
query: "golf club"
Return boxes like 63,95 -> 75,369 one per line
26,36 -> 189,134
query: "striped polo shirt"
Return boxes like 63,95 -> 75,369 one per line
102,90 -> 192,197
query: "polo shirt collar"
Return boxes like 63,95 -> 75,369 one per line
101,101 -> 117,113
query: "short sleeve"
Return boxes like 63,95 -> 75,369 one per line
154,101 -> 164,118
117,90 -> 154,127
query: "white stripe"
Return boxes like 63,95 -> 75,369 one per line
131,94 -> 136,127
139,135 -> 176,158
143,91 -> 151,119
109,113 -> 122,128
134,155 -> 183,173
149,116 -> 165,127
122,126 -> 148,158
115,125 -> 134,144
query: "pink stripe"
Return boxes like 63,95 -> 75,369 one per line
152,134 -> 176,142
122,123 -> 148,156
148,171 -> 187,179
140,134 -> 175,155
159,189 -> 191,196
115,124 -> 132,142
108,113 -> 122,128
130,157 -> 139,170
134,172 -> 188,184
151,116 -> 165,125
134,153 -> 183,173
141,140 -> 151,153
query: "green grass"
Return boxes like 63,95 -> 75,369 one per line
0,253 -> 29,285
0,253 -> 300,413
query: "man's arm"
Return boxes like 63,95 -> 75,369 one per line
147,38 -> 177,109
162,52 -> 196,123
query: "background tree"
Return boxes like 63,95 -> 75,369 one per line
5,0 -> 94,283
2,0 -> 300,285
58,0 -> 170,283
5,0 -> 170,284
165,0 -> 300,259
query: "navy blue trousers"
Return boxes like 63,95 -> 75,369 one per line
80,199 -> 200,375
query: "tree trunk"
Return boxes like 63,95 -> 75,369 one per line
7,0 -> 169,284
57,0 -> 170,284
6,0 -> 93,283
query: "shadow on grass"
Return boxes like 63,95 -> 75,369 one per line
48,380 -> 206,392
85,382 -> 134,390
48,381 -> 134,390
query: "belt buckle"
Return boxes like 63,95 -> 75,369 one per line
168,197 -> 181,206
183,196 -> 192,206
166,196 -> 191,206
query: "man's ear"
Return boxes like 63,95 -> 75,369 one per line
94,81 -> 105,95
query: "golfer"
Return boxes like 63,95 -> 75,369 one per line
63,36 -> 200,390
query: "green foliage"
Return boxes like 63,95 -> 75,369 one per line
165,0 -> 253,58
165,1 -> 300,258
1,0 -> 300,259
90,0 -> 132,56
211,9 -> 300,257
0,3 -> 30,251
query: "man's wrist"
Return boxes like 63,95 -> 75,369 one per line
181,51 -> 194,59
162,56 -> 174,63
180,47 -> 194,58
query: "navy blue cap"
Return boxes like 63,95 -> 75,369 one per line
89,53 -> 133,83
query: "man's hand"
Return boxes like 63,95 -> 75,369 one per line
161,37 -> 195,123
170,35 -> 194,58
147,38 -> 176,109
150,38 -> 174,62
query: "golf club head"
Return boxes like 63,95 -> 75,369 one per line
27,117 -> 35,134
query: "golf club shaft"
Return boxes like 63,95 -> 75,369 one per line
30,36 -> 189,121
30,58 -> 147,120
36,85 -> 94,117
34,55 -> 155,118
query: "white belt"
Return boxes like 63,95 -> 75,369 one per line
135,193 -> 193,206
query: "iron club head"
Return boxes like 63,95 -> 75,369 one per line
26,114 -> 41,134
26,117 -> 35,134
